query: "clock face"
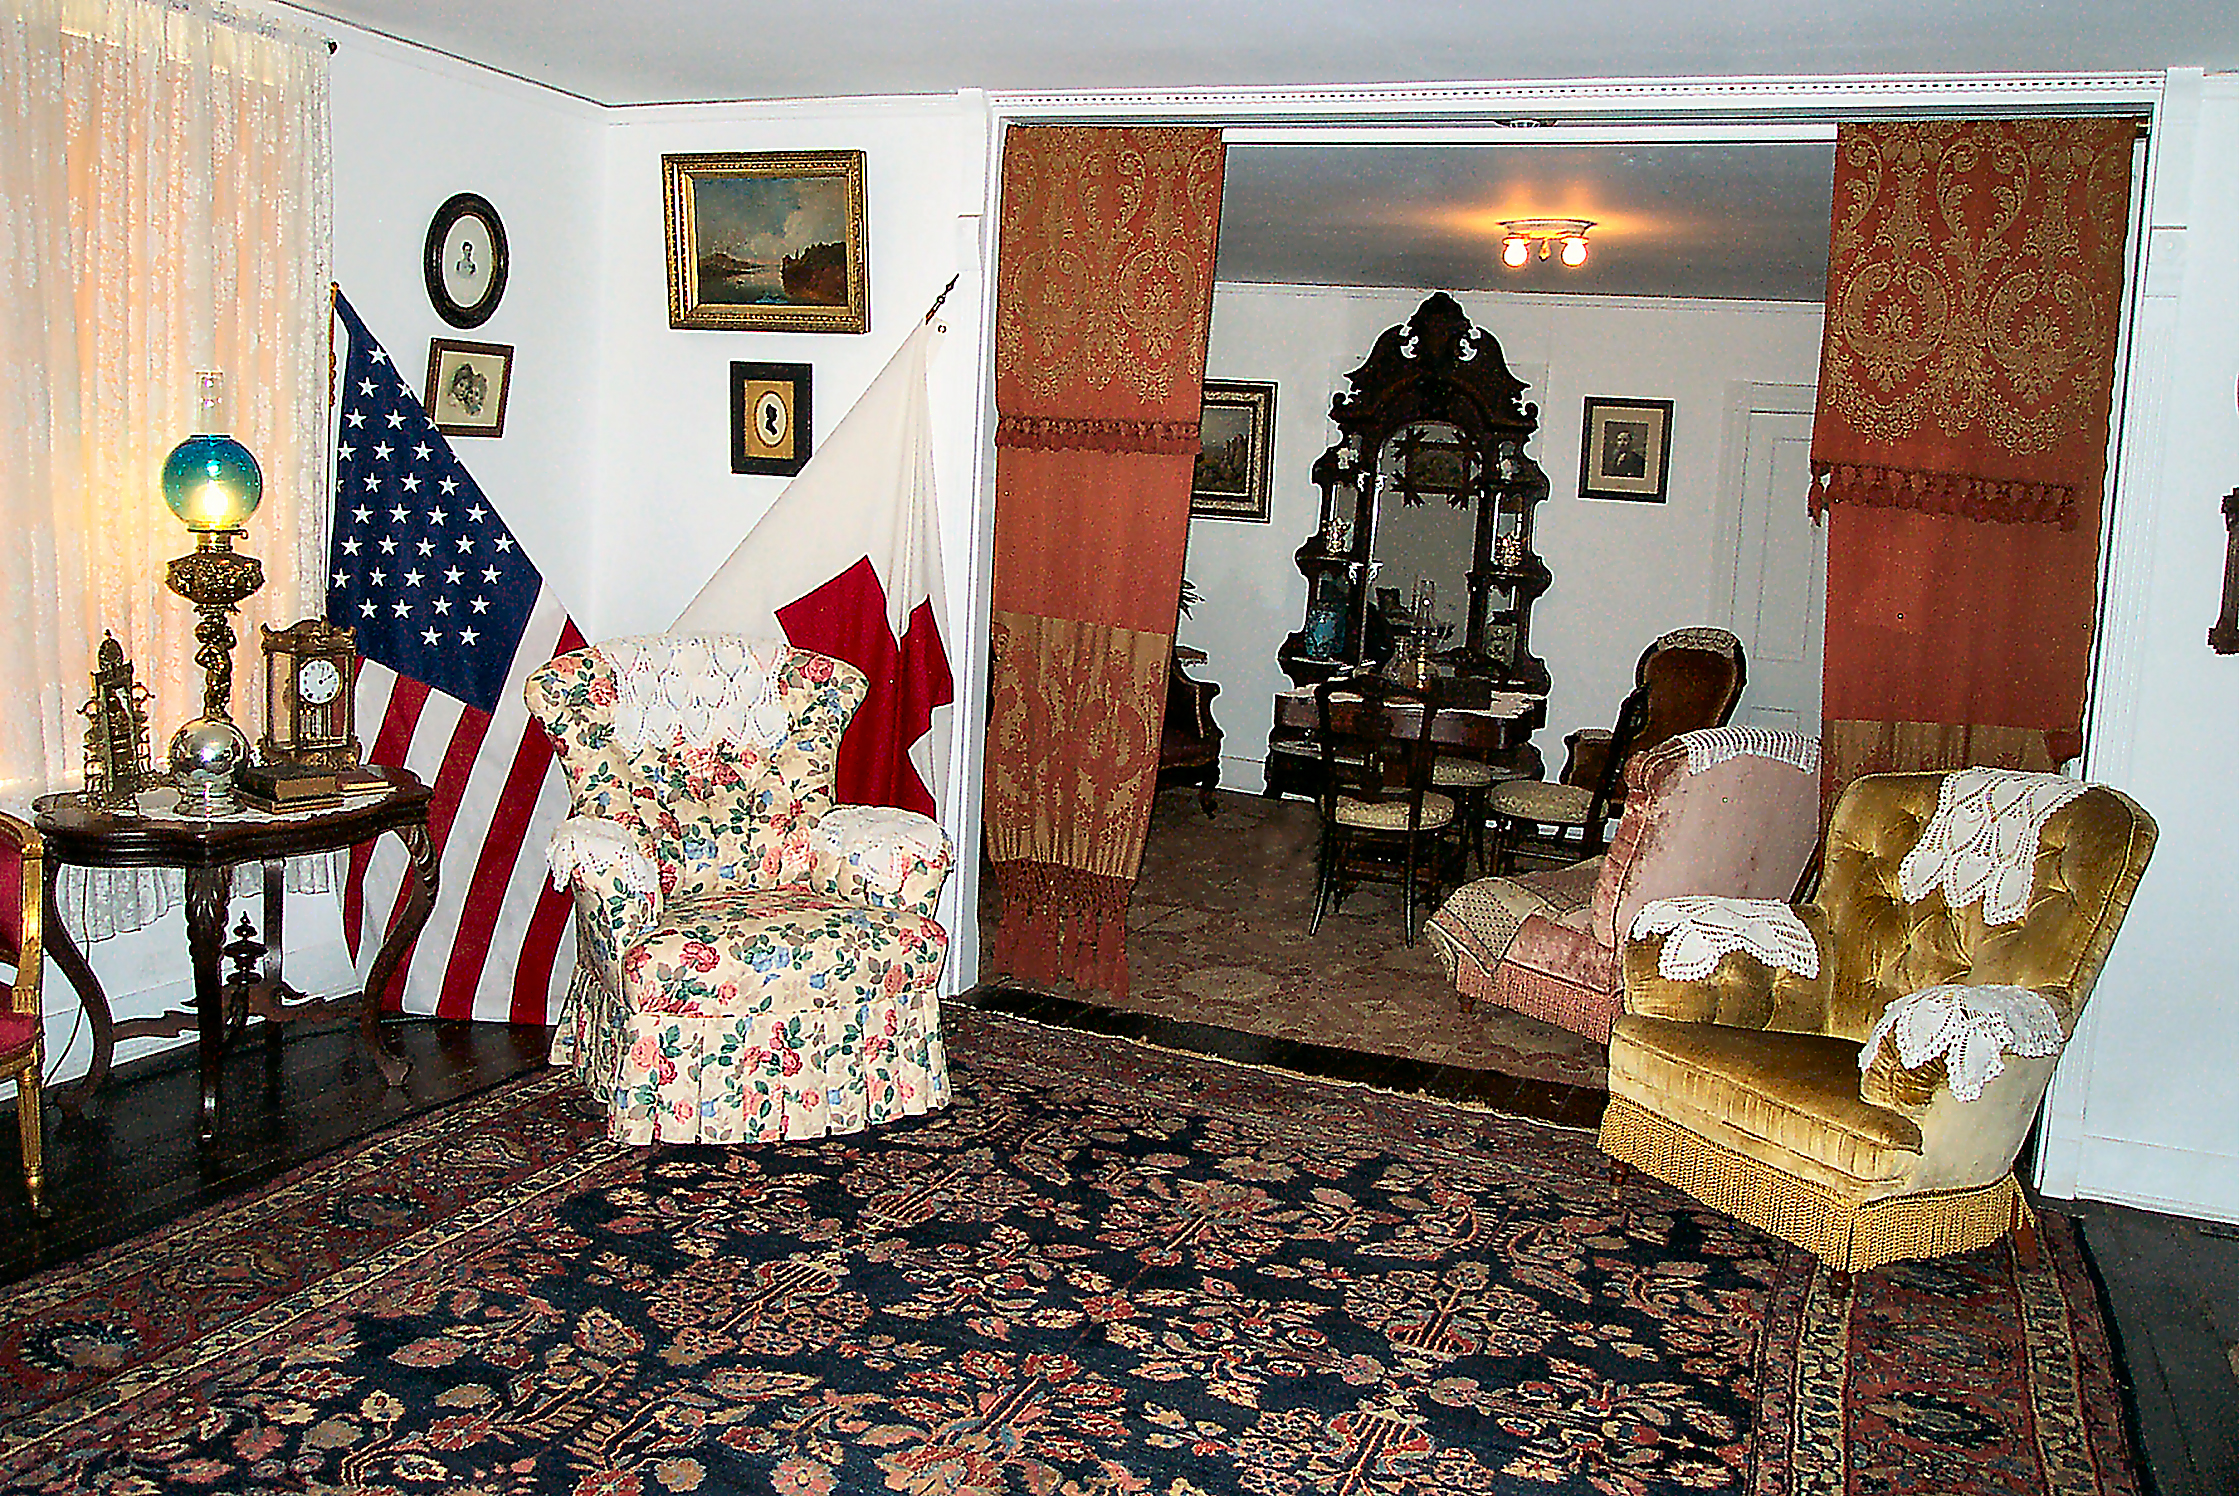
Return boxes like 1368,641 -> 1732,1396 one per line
297,657 -> 344,707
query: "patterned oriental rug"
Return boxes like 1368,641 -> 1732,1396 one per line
0,1011 -> 2135,1495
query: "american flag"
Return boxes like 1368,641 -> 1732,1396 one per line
328,290 -> 583,1025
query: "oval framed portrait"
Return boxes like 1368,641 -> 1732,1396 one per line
423,192 -> 509,329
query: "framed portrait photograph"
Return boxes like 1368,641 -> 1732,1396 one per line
1192,381 -> 1276,522
730,361 -> 812,476
1579,396 -> 1675,502
664,151 -> 868,333
423,193 -> 508,330
424,338 -> 513,438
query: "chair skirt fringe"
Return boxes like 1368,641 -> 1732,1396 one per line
552,955 -> 951,1145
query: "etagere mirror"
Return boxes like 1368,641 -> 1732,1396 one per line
1278,292 -> 1553,698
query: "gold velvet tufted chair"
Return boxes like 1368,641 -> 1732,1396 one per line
1599,770 -> 2155,1278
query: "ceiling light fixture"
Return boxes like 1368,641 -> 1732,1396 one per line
1498,219 -> 1595,270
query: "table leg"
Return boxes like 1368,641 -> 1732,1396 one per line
262,858 -> 286,1057
361,823 -> 437,1087
43,859 -> 115,1109
185,865 -> 231,1143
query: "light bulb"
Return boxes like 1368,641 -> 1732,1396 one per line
1502,236 -> 1530,269
1561,235 -> 1589,267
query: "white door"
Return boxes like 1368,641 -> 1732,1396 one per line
1716,391 -> 1825,735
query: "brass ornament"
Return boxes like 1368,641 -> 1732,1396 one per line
80,633 -> 155,810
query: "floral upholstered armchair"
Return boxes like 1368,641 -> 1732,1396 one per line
524,634 -> 954,1145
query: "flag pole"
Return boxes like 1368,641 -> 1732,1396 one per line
922,275 -> 959,326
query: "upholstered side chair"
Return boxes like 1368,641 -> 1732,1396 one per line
1599,769 -> 2155,1279
1561,626 -> 1748,793
0,812 -> 45,1213
1489,626 -> 1746,872
1428,728 -> 1822,1044
525,634 -> 954,1146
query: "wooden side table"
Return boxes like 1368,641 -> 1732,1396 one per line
33,767 -> 437,1142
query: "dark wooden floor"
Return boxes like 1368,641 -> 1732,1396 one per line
0,1015 -> 551,1286
3,994 -> 2232,1496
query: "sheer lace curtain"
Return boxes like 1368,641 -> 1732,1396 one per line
0,0 -> 331,935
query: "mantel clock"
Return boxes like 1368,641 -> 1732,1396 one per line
260,619 -> 361,771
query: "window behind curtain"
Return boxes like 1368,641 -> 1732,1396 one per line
0,0 -> 332,802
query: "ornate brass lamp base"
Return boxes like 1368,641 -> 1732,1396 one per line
164,530 -> 264,816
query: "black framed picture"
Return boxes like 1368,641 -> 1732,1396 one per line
1579,396 -> 1675,503
665,151 -> 868,334
423,193 -> 508,329
423,338 -> 513,438
730,361 -> 812,476
1192,380 -> 1276,521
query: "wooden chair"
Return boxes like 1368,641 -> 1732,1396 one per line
0,812 -> 46,1214
1156,646 -> 1224,815
1308,673 -> 1454,945
1488,681 -> 1650,871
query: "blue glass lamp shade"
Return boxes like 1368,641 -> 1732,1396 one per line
161,433 -> 262,532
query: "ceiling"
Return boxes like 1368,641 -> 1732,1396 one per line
1216,141 -> 1838,303
282,0 -> 2212,304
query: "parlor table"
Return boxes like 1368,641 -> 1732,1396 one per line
33,766 -> 436,1141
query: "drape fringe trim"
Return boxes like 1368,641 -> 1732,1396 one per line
995,414 -> 1201,455
990,859 -> 1135,997
1599,1095 -> 2026,1273
1809,461 -> 2079,531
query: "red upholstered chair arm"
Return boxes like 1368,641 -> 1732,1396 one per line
1502,909 -> 1617,998
0,810 -> 43,1022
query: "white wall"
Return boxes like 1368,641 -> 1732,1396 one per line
1187,282 -> 1824,782
584,98 -> 991,640
2040,71 -> 2239,1223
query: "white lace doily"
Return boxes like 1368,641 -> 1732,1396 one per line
598,634 -> 792,755
813,806 -> 948,889
1897,769 -> 2087,927
1629,895 -> 1820,981
1859,983 -> 2064,1102
546,816 -> 659,895
1677,727 -> 1821,777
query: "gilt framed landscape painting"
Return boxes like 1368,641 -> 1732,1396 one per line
1191,380 -> 1276,521
663,151 -> 868,333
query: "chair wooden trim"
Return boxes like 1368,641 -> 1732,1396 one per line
1156,646 -> 1224,815
0,812 -> 46,1214
1490,681 -> 1650,872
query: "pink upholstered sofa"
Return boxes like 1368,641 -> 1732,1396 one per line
1427,727 -> 1823,1044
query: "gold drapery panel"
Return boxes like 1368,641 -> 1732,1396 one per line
1810,119 -> 2134,812
983,125 -> 1225,997
1809,119 -> 2135,530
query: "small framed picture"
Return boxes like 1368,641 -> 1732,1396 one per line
731,361 -> 812,476
664,151 -> 868,334
1579,396 -> 1674,502
1192,380 -> 1276,522
424,338 -> 513,438
422,193 -> 508,329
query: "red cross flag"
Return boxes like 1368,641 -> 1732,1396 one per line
674,320 -> 953,816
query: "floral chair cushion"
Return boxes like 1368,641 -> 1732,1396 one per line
618,888 -> 948,1019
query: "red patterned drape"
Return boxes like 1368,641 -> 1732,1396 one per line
984,125 -> 1225,996
1809,118 -> 2135,809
